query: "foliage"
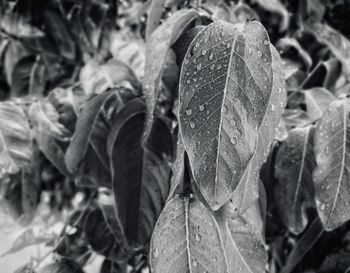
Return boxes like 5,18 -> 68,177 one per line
1,0 -> 350,273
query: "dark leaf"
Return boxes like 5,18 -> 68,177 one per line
10,55 -> 36,97
38,259 -> 85,273
100,259 -> 126,273
108,99 -> 173,246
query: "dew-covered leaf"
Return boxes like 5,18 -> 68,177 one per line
303,88 -> 336,122
108,99 -> 173,246
274,126 -> 316,234
150,196 -> 228,273
1,228 -> 54,257
65,89 -> 137,187
313,98 -> 350,230
143,9 -> 199,139
179,19 -> 278,210
0,101 -> 32,177
224,198 -> 267,273
230,46 -> 286,213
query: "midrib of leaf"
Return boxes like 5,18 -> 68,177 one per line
328,103 -> 348,226
185,198 -> 193,273
306,94 -> 323,120
293,127 -> 310,214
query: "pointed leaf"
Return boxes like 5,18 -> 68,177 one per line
143,9 -> 199,139
274,126 -> 316,234
231,46 -> 287,213
313,98 -> 350,230
150,196 -> 228,273
0,102 -> 32,177
108,99 -> 173,246
179,21 -> 275,210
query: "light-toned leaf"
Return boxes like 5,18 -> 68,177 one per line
108,99 -> 173,246
143,9 -> 199,140
274,126 -> 316,234
283,108 -> 313,129
0,13 -> 44,38
231,46 -> 287,213
0,102 -> 32,177
313,98 -> 350,230
150,196 -> 228,273
29,100 -> 71,177
145,0 -> 166,40
179,20 -> 276,210
1,228 -> 54,257
303,88 -> 336,122
224,198 -> 267,273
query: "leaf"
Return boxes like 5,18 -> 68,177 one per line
282,109 -> 313,129
150,196 -> 228,273
13,262 -> 35,273
179,20 -> 275,210
80,59 -> 140,96
0,13 -> 44,38
274,126 -> 316,234
231,2 -> 260,24
224,198 -> 267,273
254,0 -> 289,31
29,56 -> 47,96
108,99 -> 173,246
2,228 -> 54,257
318,254 -> 350,273
303,88 -> 336,122
38,259 -> 85,273
280,217 -> 324,273
84,206 -> 128,261
143,9 -> 199,139
145,0 -> 166,40
230,45 -> 287,213
10,55 -> 36,97
65,89 -> 137,187
0,101 -> 32,177
313,98 -> 350,230
100,259 -> 126,273
29,100 -> 71,177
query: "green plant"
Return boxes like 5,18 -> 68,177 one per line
2,0 -> 350,273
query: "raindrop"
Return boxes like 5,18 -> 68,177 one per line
231,137 -> 237,145
249,49 -> 253,55
195,233 -> 201,242
257,51 -> 263,58
232,118 -> 236,126
201,50 -> 207,56
209,52 -> 214,60
199,105 -> 205,111
217,64 -> 222,70
193,78 -> 197,83
263,40 -> 269,45
226,43 -> 231,49
223,105 -> 228,113
186,109 -> 192,115
187,80 -> 190,84
154,249 -> 159,258
192,259 -> 198,267
233,169 -> 237,175
190,122 -> 196,129
210,64 -> 215,70
271,104 -> 275,111
197,63 -> 202,70
320,203 -> 326,211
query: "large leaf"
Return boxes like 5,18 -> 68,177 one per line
274,126 -> 316,234
179,20 -> 274,210
150,196 -> 228,273
313,98 -> 350,230
223,198 -> 267,273
108,100 -> 173,246
65,89 -> 137,187
143,9 -> 199,139
0,101 -> 32,177
230,46 -> 287,213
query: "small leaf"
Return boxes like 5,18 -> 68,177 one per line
1,13 -> 44,38
143,9 -> 199,140
2,228 -> 54,257
108,99 -> 173,246
38,259 -> 85,273
274,126 -> 316,234
224,198 -> 267,273
313,98 -> 350,230
150,196 -> 228,273
303,88 -> 336,122
84,206 -> 128,261
29,100 -> 71,177
80,59 -> 140,96
0,101 -> 32,177
179,20 -> 275,210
